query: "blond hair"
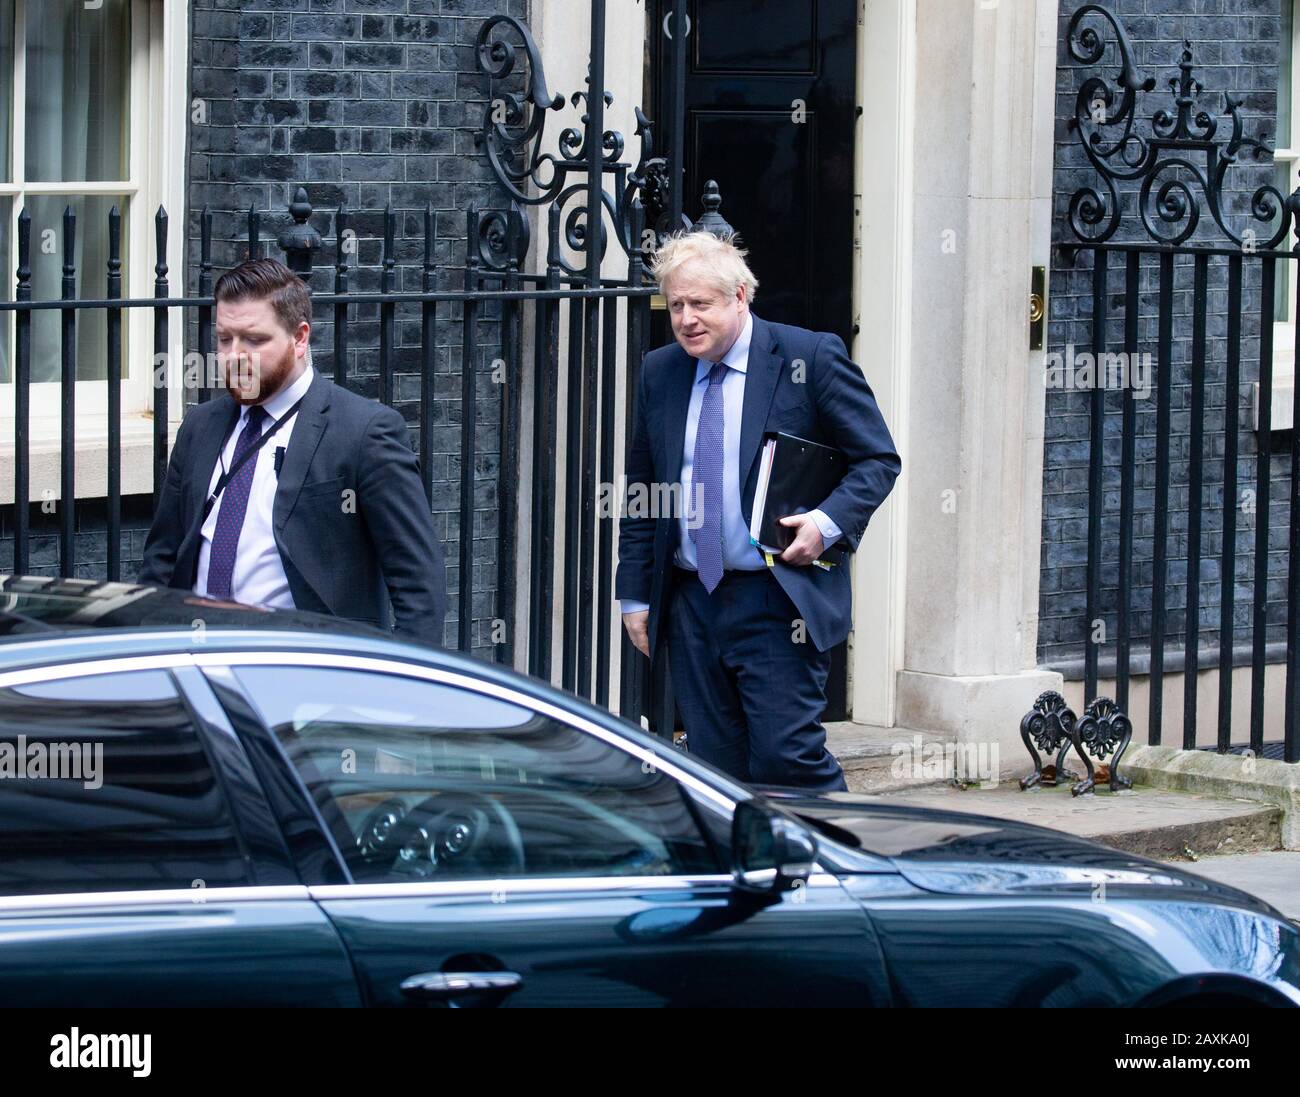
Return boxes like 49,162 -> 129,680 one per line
650,231 -> 759,304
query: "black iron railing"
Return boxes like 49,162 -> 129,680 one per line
0,2 -> 720,731
1041,5 -> 1300,764
0,187 -> 657,693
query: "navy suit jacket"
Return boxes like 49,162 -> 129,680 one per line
139,370 -> 447,646
616,312 -> 901,655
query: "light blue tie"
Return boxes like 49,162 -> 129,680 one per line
690,361 -> 728,592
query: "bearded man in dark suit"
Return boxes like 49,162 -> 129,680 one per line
140,258 -> 446,645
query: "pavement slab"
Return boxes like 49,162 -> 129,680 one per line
1163,852 -> 1300,921
870,781 -> 1283,860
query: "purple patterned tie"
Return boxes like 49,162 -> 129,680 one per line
205,404 -> 268,599
689,361 -> 728,593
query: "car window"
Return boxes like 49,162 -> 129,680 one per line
235,666 -> 720,883
0,669 -> 254,897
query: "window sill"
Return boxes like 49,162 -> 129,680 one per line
0,414 -> 179,505
1254,371 -> 1295,432
1260,325 -> 1297,431
1041,639 -> 1289,681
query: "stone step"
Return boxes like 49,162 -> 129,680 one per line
868,781 -> 1284,860
840,753 -> 947,794
825,721 -> 962,794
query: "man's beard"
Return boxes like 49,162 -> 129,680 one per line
225,345 -> 296,405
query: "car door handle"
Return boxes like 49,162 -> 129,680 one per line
399,970 -> 523,1007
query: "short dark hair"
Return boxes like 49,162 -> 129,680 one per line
213,258 -> 312,335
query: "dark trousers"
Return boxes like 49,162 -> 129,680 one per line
667,565 -> 847,791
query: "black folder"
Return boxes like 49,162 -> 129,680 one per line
749,431 -> 848,565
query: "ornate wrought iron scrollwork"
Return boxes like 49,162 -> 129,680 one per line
1018,691 -> 1080,790
475,15 -> 565,207
1063,3 -> 1300,249
627,106 -> 688,244
1069,696 -> 1133,796
474,13 -> 672,272
475,208 -> 531,271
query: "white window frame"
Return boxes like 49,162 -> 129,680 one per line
0,0 -> 186,504
1266,0 -> 1300,431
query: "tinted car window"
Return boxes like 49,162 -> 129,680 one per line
236,667 -> 719,883
0,669 -> 253,897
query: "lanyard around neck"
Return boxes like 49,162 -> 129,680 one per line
202,396 -> 306,521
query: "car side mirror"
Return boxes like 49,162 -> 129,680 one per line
731,799 -> 817,896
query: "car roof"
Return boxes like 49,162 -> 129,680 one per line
0,574 -> 492,686
0,575 -> 503,678
0,573 -> 605,722
0,574 -> 758,806
0,575 -> 390,642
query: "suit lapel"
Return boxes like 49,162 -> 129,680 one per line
738,313 -> 781,498
273,369 -> 331,535
189,395 -> 241,517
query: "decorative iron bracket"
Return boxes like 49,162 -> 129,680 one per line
1017,690 -> 1133,795
1069,697 -> 1133,796
1063,3 -> 1300,251
1018,691 -> 1081,790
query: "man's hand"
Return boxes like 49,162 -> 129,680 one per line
778,513 -> 825,566
623,609 -> 650,657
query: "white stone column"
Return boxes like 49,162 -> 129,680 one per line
894,0 -> 1063,757
850,0 -> 913,727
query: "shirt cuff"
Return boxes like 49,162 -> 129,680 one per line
620,600 -> 650,616
808,509 -> 842,547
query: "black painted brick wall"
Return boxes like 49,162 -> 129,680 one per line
186,0 -> 530,655
0,497 -> 155,581
1040,0 -> 1291,673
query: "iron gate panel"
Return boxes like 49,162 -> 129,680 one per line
1048,5 -> 1299,762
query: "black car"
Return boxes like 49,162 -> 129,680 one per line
0,576 -> 1296,1007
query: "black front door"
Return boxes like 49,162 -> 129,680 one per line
650,0 -> 859,720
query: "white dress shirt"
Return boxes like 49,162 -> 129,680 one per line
195,364 -> 315,608
620,313 -> 841,614
676,311 -> 765,574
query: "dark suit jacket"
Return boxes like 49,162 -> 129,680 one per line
139,370 -> 447,646
616,312 -> 901,655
